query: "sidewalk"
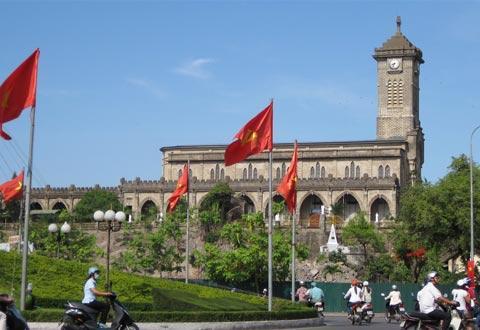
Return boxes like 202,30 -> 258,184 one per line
29,317 -> 324,330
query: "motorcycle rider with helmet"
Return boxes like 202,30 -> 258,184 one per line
0,294 -> 13,330
306,282 -> 324,306
295,281 -> 308,304
83,267 -> 113,326
385,284 -> 402,317
452,278 -> 473,327
344,279 -> 364,316
417,271 -> 457,330
362,281 -> 372,303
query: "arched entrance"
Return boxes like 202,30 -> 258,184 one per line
299,194 -> 323,227
370,198 -> 390,222
52,201 -> 67,210
239,195 -> 255,214
338,193 -> 360,221
30,202 -> 42,210
141,200 -> 158,221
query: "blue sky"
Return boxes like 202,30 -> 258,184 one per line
0,1 -> 479,188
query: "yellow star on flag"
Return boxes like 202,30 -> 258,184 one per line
240,129 -> 258,146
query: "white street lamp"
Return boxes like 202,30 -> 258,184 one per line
48,221 -> 70,257
93,209 -> 126,290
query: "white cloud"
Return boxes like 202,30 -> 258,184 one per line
125,78 -> 166,99
175,58 -> 215,79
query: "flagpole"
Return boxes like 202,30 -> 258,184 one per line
268,151 -> 273,312
20,106 -> 36,311
185,160 -> 190,284
291,210 -> 296,303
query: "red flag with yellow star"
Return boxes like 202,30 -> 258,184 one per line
167,164 -> 189,212
0,171 -> 24,204
0,49 -> 40,140
276,141 -> 298,213
224,101 -> 273,166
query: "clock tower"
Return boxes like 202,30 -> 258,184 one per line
373,17 -> 424,182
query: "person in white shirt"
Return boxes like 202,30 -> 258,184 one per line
451,278 -> 472,323
82,267 -> 113,326
385,284 -> 402,317
417,271 -> 456,330
362,281 -> 372,303
344,279 -> 363,315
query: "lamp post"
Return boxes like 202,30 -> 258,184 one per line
93,209 -> 126,290
470,125 -> 480,261
48,221 -> 71,258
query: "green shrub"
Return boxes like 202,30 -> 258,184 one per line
23,308 -> 317,322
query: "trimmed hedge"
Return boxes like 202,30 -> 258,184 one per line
24,309 -> 318,322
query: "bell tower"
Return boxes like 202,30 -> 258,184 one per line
373,17 -> 424,182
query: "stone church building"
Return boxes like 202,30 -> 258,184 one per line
31,18 -> 424,229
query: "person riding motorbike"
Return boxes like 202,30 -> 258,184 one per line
82,267 -> 113,326
0,294 -> 13,330
295,281 -> 308,304
344,279 -> 364,316
362,281 -> 372,303
417,271 -> 457,330
306,282 -> 324,306
385,284 -> 402,317
452,277 -> 473,329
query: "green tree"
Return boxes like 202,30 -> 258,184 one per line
396,155 -> 480,271
29,215 -> 99,262
193,212 -> 309,292
73,189 -> 122,221
341,212 -> 384,263
116,203 -> 185,275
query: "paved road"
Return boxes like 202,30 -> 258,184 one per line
286,315 -> 402,329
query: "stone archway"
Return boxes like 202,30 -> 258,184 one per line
239,194 -> 255,214
30,202 -> 42,210
52,201 -> 67,210
370,197 -> 390,222
336,193 -> 360,222
299,194 -> 323,227
141,200 -> 158,221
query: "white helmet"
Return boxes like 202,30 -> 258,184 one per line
299,281 -> 305,285
392,284 -> 397,290
363,281 -> 369,286
457,279 -> 466,287
427,271 -> 438,281
87,266 -> 99,277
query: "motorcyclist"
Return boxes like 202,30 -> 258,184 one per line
306,282 -> 324,306
417,271 -> 457,330
295,281 -> 308,303
452,278 -> 472,322
362,281 -> 372,303
344,279 -> 363,316
0,294 -> 13,330
385,284 -> 402,317
82,267 -> 113,326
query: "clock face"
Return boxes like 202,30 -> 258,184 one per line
389,58 -> 401,70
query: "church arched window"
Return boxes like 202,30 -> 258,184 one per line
321,166 -> 326,178
315,162 -> 320,178
248,164 -> 253,180
220,169 -> 225,180
243,168 -> 247,180
350,162 -> 355,178
210,169 -> 214,180
345,166 -> 349,178
355,166 -> 360,178
178,169 -> 183,178
282,163 -> 286,176
310,167 -> 315,178
378,165 -> 384,178
385,165 -> 391,177
276,167 -> 281,179
215,164 -> 220,180
253,168 -> 257,180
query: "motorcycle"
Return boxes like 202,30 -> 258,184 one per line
400,300 -> 460,329
2,301 -> 29,330
314,301 -> 324,318
60,293 -> 138,330
381,292 -> 405,322
347,301 -> 373,325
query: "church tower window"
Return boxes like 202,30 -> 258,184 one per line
210,169 -> 215,180
378,165 -> 384,178
276,167 -> 281,179
321,166 -> 326,178
253,168 -> 257,180
215,164 -> 220,180
350,162 -> 355,178
248,164 -> 253,180
220,169 -> 225,180
345,166 -> 349,178
316,162 -> 320,178
310,167 -> 315,178
355,166 -> 360,178
385,165 -> 391,177
243,168 -> 247,180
